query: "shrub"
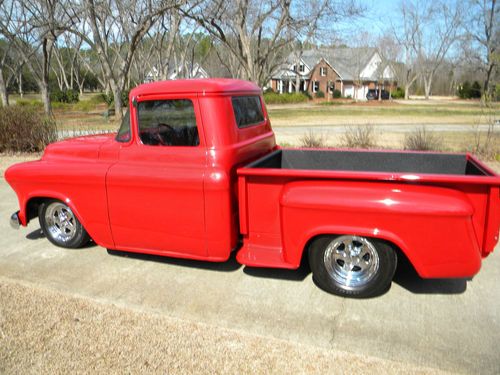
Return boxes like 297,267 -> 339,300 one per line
299,130 -> 328,148
391,87 -> 405,99
495,84 -> 500,101
470,81 -> 482,99
332,89 -> 342,99
315,90 -> 325,99
263,92 -> 310,104
403,127 -> 443,151
50,89 -> 79,103
457,81 -> 482,99
66,89 -> 80,103
0,106 -> 57,152
468,120 -> 498,160
340,125 -> 377,149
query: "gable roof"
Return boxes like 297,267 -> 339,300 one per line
272,47 -> 381,81
301,47 -> 378,80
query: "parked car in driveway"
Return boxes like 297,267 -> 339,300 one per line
5,79 -> 500,298
366,89 -> 390,100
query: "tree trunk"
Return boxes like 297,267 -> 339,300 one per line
483,63 -> 494,100
0,69 -> 9,106
40,83 -> 51,115
423,74 -> 433,100
111,81 -> 123,122
404,86 -> 410,100
41,38 -> 53,115
294,57 -> 301,93
18,71 -> 23,98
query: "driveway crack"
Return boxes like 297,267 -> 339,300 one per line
328,298 -> 346,347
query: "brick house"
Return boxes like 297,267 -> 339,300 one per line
270,48 -> 397,100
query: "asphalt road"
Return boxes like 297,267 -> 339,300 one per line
1,177 -> 499,374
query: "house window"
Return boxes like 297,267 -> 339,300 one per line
312,81 -> 319,93
299,64 -> 305,73
292,64 -> 297,72
320,67 -> 327,76
328,82 -> 335,93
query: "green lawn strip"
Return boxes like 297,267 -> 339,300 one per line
268,105 -> 494,119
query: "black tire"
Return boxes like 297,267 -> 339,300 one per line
309,235 -> 397,298
38,199 -> 90,249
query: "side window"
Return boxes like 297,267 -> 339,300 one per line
116,109 -> 131,142
232,96 -> 265,128
137,99 -> 199,146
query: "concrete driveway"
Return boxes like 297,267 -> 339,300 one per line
1,177 -> 499,374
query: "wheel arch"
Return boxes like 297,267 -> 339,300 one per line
24,193 -> 88,232
293,226 -> 420,276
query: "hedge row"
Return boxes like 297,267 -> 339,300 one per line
263,92 -> 310,104
0,106 -> 57,152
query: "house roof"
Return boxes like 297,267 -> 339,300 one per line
307,47 -> 378,80
273,47 -> 380,81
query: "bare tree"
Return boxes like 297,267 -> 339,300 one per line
67,0 -> 183,120
392,0 -> 424,99
376,34 -> 400,100
183,0 -> 355,86
392,0 -> 463,99
419,1 -> 463,99
0,0 -> 72,113
0,37 -> 18,106
466,0 -> 499,100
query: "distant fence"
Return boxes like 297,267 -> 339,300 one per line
57,128 -> 115,140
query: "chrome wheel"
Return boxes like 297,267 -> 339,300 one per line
44,202 -> 77,243
323,235 -> 380,290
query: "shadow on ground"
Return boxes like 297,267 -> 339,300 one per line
27,228 -> 99,249
26,229 -> 45,240
25,228 -> 467,293
393,252 -> 468,295
243,253 -> 311,282
106,248 -> 242,272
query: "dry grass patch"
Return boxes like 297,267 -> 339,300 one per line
0,278 -> 449,374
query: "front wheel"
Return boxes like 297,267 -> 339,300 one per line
309,235 -> 397,298
39,200 -> 90,249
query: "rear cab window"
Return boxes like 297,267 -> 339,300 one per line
232,96 -> 265,128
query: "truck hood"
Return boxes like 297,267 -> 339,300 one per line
42,133 -> 116,161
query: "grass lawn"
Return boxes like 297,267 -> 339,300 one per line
268,100 -> 499,126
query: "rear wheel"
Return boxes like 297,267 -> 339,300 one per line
309,235 -> 397,298
39,200 -> 90,249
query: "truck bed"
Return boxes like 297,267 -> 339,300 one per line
237,148 -> 500,275
245,149 -> 492,176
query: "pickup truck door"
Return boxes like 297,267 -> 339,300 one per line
106,96 -> 207,257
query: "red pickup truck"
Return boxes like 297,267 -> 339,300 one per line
5,79 -> 500,298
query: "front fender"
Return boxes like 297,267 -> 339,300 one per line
5,159 -> 115,249
280,180 -> 481,278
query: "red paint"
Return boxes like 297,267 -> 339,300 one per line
4,79 -> 500,281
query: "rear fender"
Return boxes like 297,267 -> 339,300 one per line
280,180 -> 481,278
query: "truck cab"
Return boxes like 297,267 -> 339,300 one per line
103,79 -> 276,261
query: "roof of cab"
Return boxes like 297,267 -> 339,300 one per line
130,78 -> 261,97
